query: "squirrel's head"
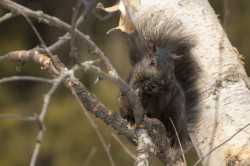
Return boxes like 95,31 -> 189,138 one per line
135,41 -> 177,95
145,40 -> 175,80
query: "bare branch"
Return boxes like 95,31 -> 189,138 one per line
0,50 -> 65,77
0,0 -> 70,33
47,0 -> 100,54
72,90 -> 116,166
20,11 -> 53,58
94,12 -> 114,21
82,0 -> 101,19
69,0 -> 101,61
169,118 -> 187,166
0,48 -> 137,138
0,12 -> 17,23
30,72 -> 69,166
66,78 -> 137,139
0,76 -> 53,84
29,122 -> 45,166
70,0 -> 83,60
82,147 -> 98,166
77,61 -> 146,126
0,114 -> 37,121
0,50 -> 50,66
143,118 -> 184,165
40,74 -> 68,122
48,34 -> 71,53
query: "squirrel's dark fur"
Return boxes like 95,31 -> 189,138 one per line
119,19 -> 200,145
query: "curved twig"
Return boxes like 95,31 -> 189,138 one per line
0,76 -> 53,83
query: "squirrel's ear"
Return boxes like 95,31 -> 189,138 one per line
148,40 -> 156,58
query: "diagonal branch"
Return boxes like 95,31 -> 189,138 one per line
72,87 -> 116,166
0,50 -> 137,140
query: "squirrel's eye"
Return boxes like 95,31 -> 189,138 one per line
150,60 -> 156,66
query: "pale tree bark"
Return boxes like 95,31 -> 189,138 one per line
121,0 -> 250,165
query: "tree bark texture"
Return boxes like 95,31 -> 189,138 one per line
122,0 -> 250,165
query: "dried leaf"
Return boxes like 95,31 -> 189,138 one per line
96,3 -> 119,12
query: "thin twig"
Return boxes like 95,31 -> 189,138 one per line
82,147 -> 98,166
82,0 -> 89,6
72,90 -> 116,166
193,122 -> 250,166
70,0 -> 83,60
14,4 -> 54,58
0,76 -> 53,84
94,12 -> 113,21
47,0 -> 99,53
169,118 -> 187,166
29,73 -> 68,166
111,132 -> 137,160
82,0 -> 101,18
48,34 -> 71,53
0,12 -> 17,23
0,114 -> 37,121
69,0 -> 101,61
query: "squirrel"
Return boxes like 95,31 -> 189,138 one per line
119,20 -> 200,145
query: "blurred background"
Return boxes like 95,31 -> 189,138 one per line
0,0 -> 249,166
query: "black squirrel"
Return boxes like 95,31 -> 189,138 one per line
119,20 -> 200,145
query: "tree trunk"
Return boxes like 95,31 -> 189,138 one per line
122,0 -> 250,165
